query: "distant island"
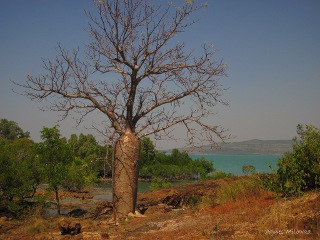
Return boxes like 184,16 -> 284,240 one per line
176,139 -> 293,156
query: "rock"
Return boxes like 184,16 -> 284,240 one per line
127,211 -> 147,218
137,204 -> 149,214
102,206 -> 113,214
67,208 -> 87,218
101,232 -> 110,239
58,219 -> 81,235
93,201 -> 113,219
0,216 -> 9,222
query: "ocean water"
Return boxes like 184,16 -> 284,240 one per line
94,154 -> 281,194
190,154 -> 281,176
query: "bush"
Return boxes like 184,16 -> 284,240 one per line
192,157 -> 215,179
242,164 -> 256,175
0,138 -> 40,214
63,157 -> 97,192
263,124 -> 320,196
150,177 -> 172,190
139,143 -> 215,180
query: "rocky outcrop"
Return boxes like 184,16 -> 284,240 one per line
58,219 -> 81,235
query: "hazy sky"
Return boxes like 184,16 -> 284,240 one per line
0,0 -> 319,149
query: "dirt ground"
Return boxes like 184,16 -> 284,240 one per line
0,177 -> 319,239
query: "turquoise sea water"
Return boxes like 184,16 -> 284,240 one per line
189,154 -> 280,176
94,154 -> 281,194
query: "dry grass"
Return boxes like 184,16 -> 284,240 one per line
24,217 -> 55,234
195,176 -> 265,211
214,177 -> 263,204
1,177 -> 319,239
257,191 -> 320,238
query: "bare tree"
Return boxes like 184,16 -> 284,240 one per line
15,0 -> 228,221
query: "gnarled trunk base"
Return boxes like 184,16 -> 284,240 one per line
112,129 -> 140,221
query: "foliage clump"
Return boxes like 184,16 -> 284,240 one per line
0,119 -> 30,140
263,124 -> 320,196
139,138 -> 215,181
0,137 -> 40,216
150,177 -> 172,190
0,119 -> 106,217
242,164 -> 256,175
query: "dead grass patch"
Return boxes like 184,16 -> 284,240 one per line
258,191 -> 320,238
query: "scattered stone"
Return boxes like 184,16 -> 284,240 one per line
163,205 -> 173,213
127,211 -> 147,218
67,208 -> 88,218
58,219 -> 81,235
137,204 -> 149,214
101,232 -> 110,239
107,219 -> 119,226
102,206 -> 113,214
0,216 -> 10,222
93,201 -> 113,219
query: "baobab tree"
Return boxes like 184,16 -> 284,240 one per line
15,0 -> 228,221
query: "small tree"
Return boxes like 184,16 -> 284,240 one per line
242,164 -> 256,175
36,126 -> 73,214
264,124 -> 320,196
15,0 -> 228,219
68,133 -> 107,179
0,138 -> 40,214
139,137 -> 156,169
192,157 -> 214,179
0,119 -> 30,140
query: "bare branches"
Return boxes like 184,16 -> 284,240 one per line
14,44 -> 123,132
15,0 -> 228,147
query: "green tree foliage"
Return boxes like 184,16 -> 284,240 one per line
192,157 -> 215,178
139,138 -> 214,180
68,133 -> 107,178
36,126 -> 73,214
64,157 -> 95,192
242,164 -> 256,175
0,119 -> 30,140
150,177 -> 172,190
0,119 -> 109,216
0,137 -> 40,214
139,137 -> 156,169
69,134 -> 105,161
263,124 -> 320,196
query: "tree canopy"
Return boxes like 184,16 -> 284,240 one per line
14,0 -> 228,219
263,124 -> 320,196
139,138 -> 214,180
15,0 -> 228,147
0,119 -> 30,141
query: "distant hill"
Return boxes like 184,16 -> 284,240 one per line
179,139 -> 293,155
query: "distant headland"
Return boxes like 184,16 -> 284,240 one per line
170,139 -> 293,156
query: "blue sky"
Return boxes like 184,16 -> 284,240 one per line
0,0 -> 319,149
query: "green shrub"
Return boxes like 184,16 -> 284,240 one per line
263,124 -> 320,196
242,164 -> 256,175
150,177 -> 172,190
188,195 -> 201,206
63,157 -> 97,192
139,140 -> 214,180
0,138 -> 41,216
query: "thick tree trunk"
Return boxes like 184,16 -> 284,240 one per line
112,128 -> 140,221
